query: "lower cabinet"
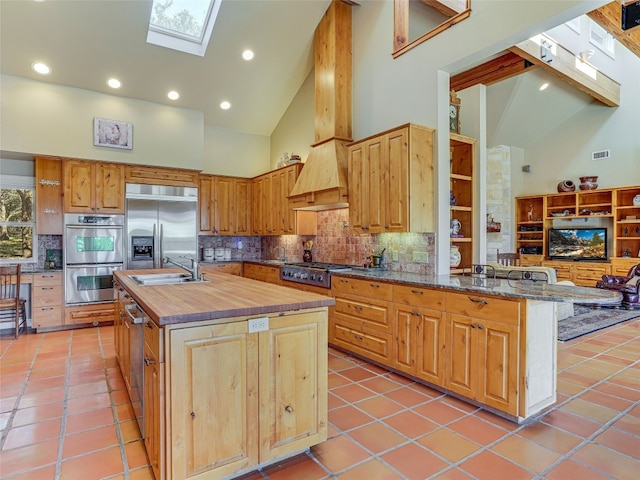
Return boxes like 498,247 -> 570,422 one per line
243,263 -> 281,284
65,302 -> 115,326
32,272 -> 63,330
201,262 -> 243,277
143,318 -> 164,480
167,309 -> 327,480
542,259 -> 611,287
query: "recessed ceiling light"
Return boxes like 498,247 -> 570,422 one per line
242,50 -> 254,61
220,101 -> 231,110
167,90 -> 180,100
32,62 -> 51,75
539,82 -> 549,91
107,78 -> 121,89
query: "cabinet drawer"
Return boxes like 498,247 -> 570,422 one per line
32,285 -> 62,307
333,297 -> 390,332
330,320 -> 392,363
201,263 -> 243,276
65,303 -> 115,325
446,293 -> 520,325
33,273 -> 62,286
573,264 -> 609,282
332,276 -> 392,300
144,319 -> 164,362
393,285 -> 445,310
33,306 -> 63,328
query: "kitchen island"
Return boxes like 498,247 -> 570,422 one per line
328,269 -> 621,423
113,269 -> 335,480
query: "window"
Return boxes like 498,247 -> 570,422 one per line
565,16 -> 581,34
0,175 -> 37,263
589,19 -> 615,59
147,0 -> 222,57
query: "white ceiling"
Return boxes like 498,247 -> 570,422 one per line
0,0 -> 332,136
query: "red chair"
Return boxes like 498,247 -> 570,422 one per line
596,264 -> 640,308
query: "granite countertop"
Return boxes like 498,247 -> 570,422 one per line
332,269 -> 622,305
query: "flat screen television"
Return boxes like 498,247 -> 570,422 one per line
548,227 -> 608,260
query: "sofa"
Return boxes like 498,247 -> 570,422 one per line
596,264 -> 640,307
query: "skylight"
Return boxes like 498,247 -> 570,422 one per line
147,0 -> 222,57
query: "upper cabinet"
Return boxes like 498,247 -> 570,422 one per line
64,160 -> 125,214
125,165 -> 199,187
348,123 -> 435,234
199,175 -> 252,236
35,156 -> 63,234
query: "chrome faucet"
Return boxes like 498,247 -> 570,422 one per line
276,245 -> 287,262
163,256 -> 201,281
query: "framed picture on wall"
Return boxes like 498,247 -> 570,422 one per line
93,117 -> 133,150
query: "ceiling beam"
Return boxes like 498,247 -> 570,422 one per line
510,35 -> 620,106
450,52 -> 536,91
588,1 -> 640,58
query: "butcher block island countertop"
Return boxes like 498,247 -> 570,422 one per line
115,268 -> 334,325
113,269 -> 334,480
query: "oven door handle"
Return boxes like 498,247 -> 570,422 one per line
125,303 -> 146,325
65,263 -> 123,269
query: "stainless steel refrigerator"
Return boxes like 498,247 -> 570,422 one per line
125,183 -> 198,270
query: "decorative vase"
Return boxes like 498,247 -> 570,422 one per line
557,180 -> 575,193
633,194 -> 640,206
579,176 -> 598,190
303,250 -> 312,263
450,245 -> 461,268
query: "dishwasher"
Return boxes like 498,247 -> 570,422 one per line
125,301 -> 146,437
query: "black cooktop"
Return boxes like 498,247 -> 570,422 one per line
285,262 -> 351,271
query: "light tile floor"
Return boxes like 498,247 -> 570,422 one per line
0,318 -> 638,480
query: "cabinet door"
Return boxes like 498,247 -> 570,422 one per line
259,311 -> 327,462
445,313 -> 475,398
198,175 -> 213,233
251,177 -> 263,235
477,319 -> 519,415
235,179 -> 252,235
348,143 -> 366,233
386,128 -> 408,232
416,309 -> 444,386
283,167 -> 298,234
35,156 -> 63,234
122,316 -> 132,390
214,176 -> 235,235
393,305 -> 417,375
95,163 -> 125,214
261,175 -> 273,234
144,343 -> 163,480
271,170 -> 284,235
170,322 -> 259,480
365,136 -> 387,233
64,160 -> 95,213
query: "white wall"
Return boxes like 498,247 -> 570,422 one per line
203,125 -> 270,177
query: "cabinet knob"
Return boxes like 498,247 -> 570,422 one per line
411,289 -> 423,295
478,324 -> 484,330
144,357 -> 154,366
284,405 -> 293,413
370,283 -> 380,288
471,323 -> 477,328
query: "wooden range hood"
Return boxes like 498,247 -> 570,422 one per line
289,0 -> 353,211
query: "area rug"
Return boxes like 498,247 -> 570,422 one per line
557,304 -> 640,342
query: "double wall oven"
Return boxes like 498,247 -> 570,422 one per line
64,214 -> 124,306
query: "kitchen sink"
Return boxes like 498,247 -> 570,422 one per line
128,273 -> 209,286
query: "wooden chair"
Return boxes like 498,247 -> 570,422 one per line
0,265 -> 28,338
507,269 -> 549,284
497,249 -> 521,267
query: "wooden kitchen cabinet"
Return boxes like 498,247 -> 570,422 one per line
199,175 -> 252,236
32,272 -> 63,330
143,318 -> 164,480
168,309 -> 326,480
64,159 -> 124,214
201,262 -> 243,277
348,123 -> 435,234
34,156 -> 64,235
243,262 -> 281,285
444,292 -> 520,415
542,259 -> 610,287
125,165 -> 199,188
450,133 -> 476,273
65,302 -> 116,326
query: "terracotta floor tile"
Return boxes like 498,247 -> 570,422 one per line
459,450 -> 532,480
0,438 -> 59,477
109,376 -> 126,391
328,392 -> 347,410
474,410 -> 519,432
328,372 -> 351,389
557,378 -> 592,396
3,417 -> 62,449
17,386 -> 65,409
332,383 -> 376,403
348,422 -> 407,454
1,371 -> 29,386
63,424 -> 119,458
66,392 -> 111,415
12,402 -> 64,427
490,434 -> 561,473
5,464 -> 58,480
593,381 -> 640,401
417,428 -> 480,462
338,367 -> 378,383
338,458 -> 403,480
120,419 -> 142,443
329,405 -> 373,431
359,376 -> 402,394
65,406 -> 115,434
594,428 -> 640,458
23,375 -> 67,394
430,468 -> 474,480
558,371 -> 600,388
518,421 -> 582,454
545,459 -> 612,480
328,356 -> 356,372
384,386 -> 432,407
447,416 -> 507,446
570,443 -> 640,480
578,389 -> 634,412
67,380 -> 109,399
125,439 -> 151,470
608,371 -> 640,390
440,395 -> 480,414
542,410 -> 603,438
414,399 -> 467,425
560,398 -> 619,424
381,442 -> 449,479
28,365 -> 67,380
129,466 -> 158,480
408,382 -> 443,398
386,372 -> 415,386
382,411 -> 438,438
354,396 -> 404,419
311,435 -> 369,472
113,389 -> 132,406
362,363 -> 391,375
611,415 -> 640,436
0,383 -> 22,398
0,410 -> 11,430
264,452 -> 327,480
60,444 -> 124,480
0,361 -> 30,375
68,370 -> 108,386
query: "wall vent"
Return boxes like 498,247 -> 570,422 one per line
592,149 -> 610,161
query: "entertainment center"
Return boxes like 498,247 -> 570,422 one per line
515,185 -> 640,286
